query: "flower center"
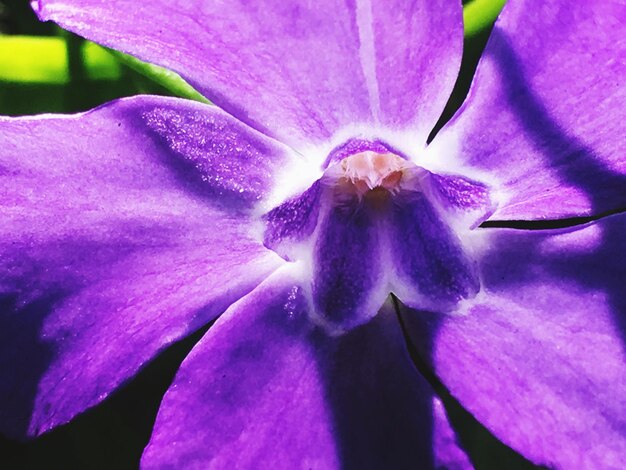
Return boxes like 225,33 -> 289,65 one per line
262,139 -> 493,331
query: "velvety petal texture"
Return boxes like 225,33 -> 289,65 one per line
34,0 -> 462,150
262,180 -> 323,258
141,103 -> 298,206
427,173 -> 494,228
429,0 -> 626,219
387,190 -> 479,310
402,214 -> 626,469
143,272 -> 464,469
312,200 -> 386,331
0,96 -> 285,438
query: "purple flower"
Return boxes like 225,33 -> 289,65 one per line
2,0 -> 625,468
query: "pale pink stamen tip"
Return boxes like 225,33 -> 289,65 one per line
340,151 -> 408,195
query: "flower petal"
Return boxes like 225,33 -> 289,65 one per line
401,213 -> 626,468
312,199 -> 387,331
429,0 -> 626,219
0,96 -> 283,438
262,180 -> 324,258
34,0 -> 463,150
433,398 -> 474,470
140,101 -> 298,207
387,191 -> 479,310
142,271 -> 457,469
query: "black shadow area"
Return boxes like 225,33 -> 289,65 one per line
0,323 -> 209,470
0,294 -> 58,439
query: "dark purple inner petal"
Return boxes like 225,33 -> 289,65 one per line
312,199 -> 382,328
389,192 -> 479,304
262,180 -> 323,257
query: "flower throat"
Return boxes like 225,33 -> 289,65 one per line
261,139 -> 491,332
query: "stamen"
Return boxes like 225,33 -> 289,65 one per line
326,151 -> 411,198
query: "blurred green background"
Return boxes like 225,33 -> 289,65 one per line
0,1 -> 541,470
0,0 -> 209,115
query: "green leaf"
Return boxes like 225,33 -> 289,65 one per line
0,36 -> 121,84
106,49 -> 210,104
463,0 -> 507,37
